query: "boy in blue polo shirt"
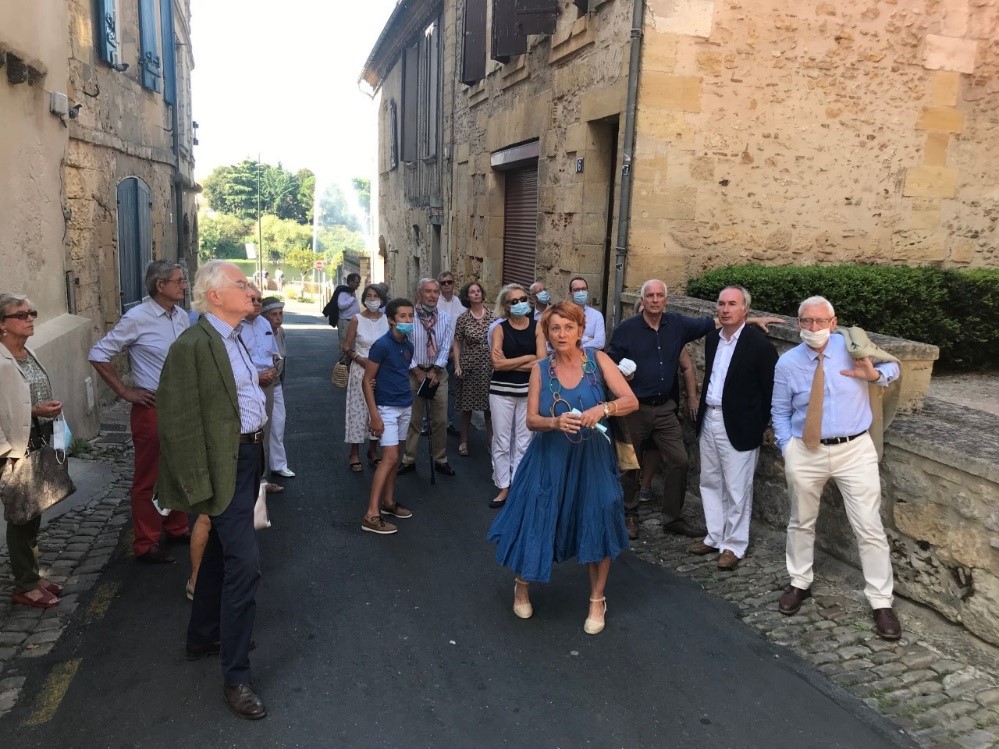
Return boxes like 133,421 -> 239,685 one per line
361,298 -> 416,534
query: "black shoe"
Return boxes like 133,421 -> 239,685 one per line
447,425 -> 461,436
663,520 -> 706,538
186,639 -> 257,661
397,462 -> 416,475
434,462 -> 456,476
223,682 -> 267,720
136,545 -> 176,564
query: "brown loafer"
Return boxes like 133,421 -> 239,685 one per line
688,541 -> 718,555
625,515 -> 639,541
717,550 -> 740,571
223,682 -> 267,720
778,585 -> 811,615
873,607 -> 902,641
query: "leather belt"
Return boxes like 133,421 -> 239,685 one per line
638,397 -> 670,407
239,430 -> 265,444
417,365 -> 434,372
819,431 -> 866,446
705,404 -> 722,410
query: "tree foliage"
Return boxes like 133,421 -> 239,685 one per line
316,183 -> 361,232
198,212 -> 253,261
202,160 -> 315,224
284,248 -> 321,278
351,177 -> 371,221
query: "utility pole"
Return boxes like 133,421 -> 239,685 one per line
256,154 -> 263,285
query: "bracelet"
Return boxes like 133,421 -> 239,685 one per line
552,416 -> 557,431
602,402 -> 610,418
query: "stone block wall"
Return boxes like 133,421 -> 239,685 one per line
664,296 -> 999,645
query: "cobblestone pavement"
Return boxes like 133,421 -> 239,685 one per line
629,499 -> 999,749
0,400 -> 133,720
2,400 -> 997,748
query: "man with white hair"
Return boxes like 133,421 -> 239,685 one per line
772,295 -> 902,640
156,260 -> 269,719
529,280 -> 550,321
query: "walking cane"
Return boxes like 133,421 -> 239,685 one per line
426,397 -> 436,485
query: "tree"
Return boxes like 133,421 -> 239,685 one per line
315,183 -> 361,232
351,177 -> 371,223
198,212 -> 253,261
284,248 -> 321,279
202,160 -> 315,225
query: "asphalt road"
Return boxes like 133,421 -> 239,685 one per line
0,309 -> 914,748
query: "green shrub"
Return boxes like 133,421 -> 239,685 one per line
685,265 -> 999,371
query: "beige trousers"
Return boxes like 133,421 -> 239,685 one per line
402,369 -> 449,465
784,433 -> 894,609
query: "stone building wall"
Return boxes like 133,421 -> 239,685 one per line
630,0 -> 999,292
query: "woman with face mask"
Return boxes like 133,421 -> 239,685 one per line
342,284 -> 390,471
486,284 -> 548,508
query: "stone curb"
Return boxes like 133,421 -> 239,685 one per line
629,499 -> 999,749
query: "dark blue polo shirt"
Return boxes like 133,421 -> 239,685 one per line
368,331 -> 415,408
606,312 -> 714,401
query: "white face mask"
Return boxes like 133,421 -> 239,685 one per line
364,299 -> 381,311
800,328 -> 831,348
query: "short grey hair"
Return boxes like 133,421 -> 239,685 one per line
721,284 -> 751,309
192,260 -> 237,313
494,283 -> 528,319
640,279 -> 667,298
798,295 -> 835,318
0,292 -> 31,319
145,261 -> 184,298
415,277 -> 439,295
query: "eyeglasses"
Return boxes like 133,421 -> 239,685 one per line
163,277 -> 187,286
3,309 -> 39,321
507,296 -> 529,305
570,287 -> 587,293
250,298 -> 262,304
222,280 -> 251,292
440,279 -> 454,286
798,317 -> 833,326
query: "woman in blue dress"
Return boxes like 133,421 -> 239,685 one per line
487,301 -> 638,634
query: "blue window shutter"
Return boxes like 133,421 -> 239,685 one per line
96,0 -> 119,66
139,0 -> 161,92
160,0 -> 177,104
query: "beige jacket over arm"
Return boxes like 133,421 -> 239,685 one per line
0,345 -> 43,459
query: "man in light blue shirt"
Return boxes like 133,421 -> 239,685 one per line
241,287 -> 280,490
772,295 -> 902,641
89,261 -> 190,563
568,276 -> 606,349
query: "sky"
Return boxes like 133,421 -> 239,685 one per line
189,0 -> 399,192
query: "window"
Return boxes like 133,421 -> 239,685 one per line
493,0 -> 558,61
138,0 -> 161,92
422,21 -> 440,160
388,99 -> 399,171
462,0 -> 487,85
401,43 -> 419,163
160,0 -> 177,104
95,0 -> 119,66
117,177 -> 153,313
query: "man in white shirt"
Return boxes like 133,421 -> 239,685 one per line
89,261 -> 191,564
437,270 -> 467,435
568,276 -> 606,349
529,280 -> 551,322
691,286 -> 777,571
335,273 -> 361,342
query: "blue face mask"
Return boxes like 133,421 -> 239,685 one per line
572,291 -> 588,305
395,322 -> 414,335
536,291 -> 550,304
510,301 -> 531,317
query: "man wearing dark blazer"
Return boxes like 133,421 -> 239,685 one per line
691,285 -> 778,570
156,260 -> 269,720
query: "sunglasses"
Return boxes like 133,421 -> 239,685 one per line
3,309 -> 39,321
440,279 -> 455,286
507,296 -> 529,305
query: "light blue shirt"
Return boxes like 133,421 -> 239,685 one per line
772,333 -> 899,453
239,315 -> 279,372
581,305 -> 606,350
88,297 -> 189,391
204,313 -> 267,433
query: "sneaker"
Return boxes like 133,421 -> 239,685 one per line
272,468 -> 296,478
361,515 -> 397,534
380,503 -> 413,519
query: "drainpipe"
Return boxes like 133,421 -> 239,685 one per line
610,0 -> 644,331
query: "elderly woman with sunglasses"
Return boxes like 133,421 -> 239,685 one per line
488,301 -> 637,635
486,284 -> 546,509
0,294 -> 65,608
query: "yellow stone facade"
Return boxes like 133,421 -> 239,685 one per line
367,0 -> 997,318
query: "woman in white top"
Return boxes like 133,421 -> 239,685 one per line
342,284 -> 390,471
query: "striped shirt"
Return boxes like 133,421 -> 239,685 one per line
204,313 -> 267,433
407,306 -> 455,370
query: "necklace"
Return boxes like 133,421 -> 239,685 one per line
548,351 -> 599,444
470,306 -> 485,320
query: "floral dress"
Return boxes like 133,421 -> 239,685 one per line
344,313 -> 389,444
454,308 -> 494,412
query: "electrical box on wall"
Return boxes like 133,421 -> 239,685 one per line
576,158 -> 584,173
50,91 -> 69,117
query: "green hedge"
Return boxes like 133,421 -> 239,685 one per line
685,265 -> 999,371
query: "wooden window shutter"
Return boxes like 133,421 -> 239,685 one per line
96,0 -> 119,66
138,0 -> 161,92
514,0 -> 558,36
462,0 -> 487,85
160,0 -> 177,104
492,0 -> 527,62
424,21 -> 440,160
388,99 -> 399,170
401,43 -> 419,163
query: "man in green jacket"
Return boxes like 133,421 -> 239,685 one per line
156,260 -> 269,720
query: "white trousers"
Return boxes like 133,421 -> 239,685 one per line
489,393 -> 531,489
268,384 -> 289,472
698,408 -> 758,558
784,433 -> 894,609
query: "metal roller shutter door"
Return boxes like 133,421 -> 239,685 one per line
502,167 -> 538,288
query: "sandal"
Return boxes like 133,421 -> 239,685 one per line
39,579 -> 64,596
367,455 -> 382,467
457,443 -> 468,456
12,585 -> 60,609
349,462 -> 363,472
